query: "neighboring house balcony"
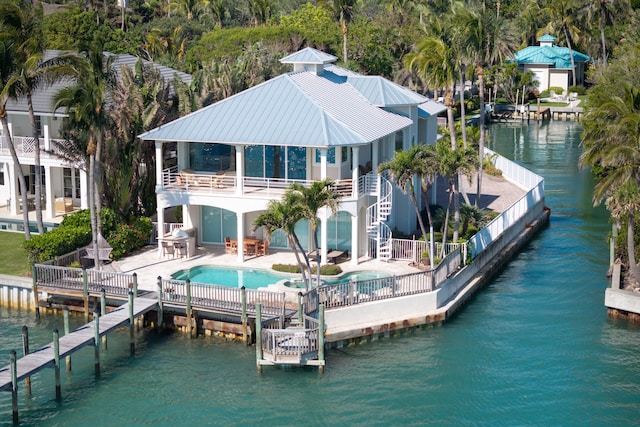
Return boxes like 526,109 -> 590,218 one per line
0,135 -> 69,162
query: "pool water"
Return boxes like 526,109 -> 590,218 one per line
171,266 -> 389,289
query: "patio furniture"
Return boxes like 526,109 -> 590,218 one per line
257,240 -> 269,256
174,241 -> 187,258
55,197 -> 73,215
161,240 -> 174,257
225,236 -> 237,254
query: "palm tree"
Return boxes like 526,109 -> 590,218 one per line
433,139 -> 476,255
53,43 -> 115,269
456,2 -> 516,209
378,145 -> 436,262
1,0 -> 81,234
253,195 -> 312,289
581,82 -> 640,284
404,17 -> 458,150
540,0 -> 581,85
332,0 -> 356,64
0,39 -> 31,239
289,179 -> 342,283
606,182 -> 640,284
106,62 -> 177,217
579,0 -> 630,67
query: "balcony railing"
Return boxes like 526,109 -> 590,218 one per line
0,135 -> 68,160
161,167 -> 358,199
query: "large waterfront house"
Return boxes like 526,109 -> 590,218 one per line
0,50 -> 191,223
514,34 -> 590,92
140,47 -> 446,266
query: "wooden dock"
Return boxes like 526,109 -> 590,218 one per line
0,296 -> 157,392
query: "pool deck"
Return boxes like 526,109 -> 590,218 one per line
111,245 -> 416,293
0,171 -> 526,294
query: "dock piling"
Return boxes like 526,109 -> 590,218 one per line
186,279 -> 192,339
10,349 -> 18,425
256,303 -> 262,373
63,307 -> 71,372
94,307 -> 100,376
82,269 -> 89,323
53,329 -> 61,400
156,276 -> 163,330
318,305 -> 325,374
100,289 -> 108,349
31,263 -> 40,320
241,286 -> 247,344
21,326 -> 31,396
128,291 -> 135,355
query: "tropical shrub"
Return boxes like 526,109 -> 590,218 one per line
23,226 -> 91,264
108,217 -> 153,260
568,85 -> 586,96
23,209 -> 152,263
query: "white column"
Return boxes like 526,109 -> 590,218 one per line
8,162 -> 18,216
319,208 -> 328,265
351,213 -> 359,265
351,146 -> 359,197
372,139 -> 379,172
44,165 -> 54,219
319,148 -> 327,180
235,146 -> 244,195
236,212 -> 245,262
79,169 -> 88,209
157,205 -> 165,257
43,123 -> 50,151
155,142 -> 163,190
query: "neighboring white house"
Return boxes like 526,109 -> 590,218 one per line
0,50 -> 191,222
140,47 -> 446,265
514,34 -> 590,92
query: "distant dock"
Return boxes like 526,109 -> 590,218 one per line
492,103 -> 583,122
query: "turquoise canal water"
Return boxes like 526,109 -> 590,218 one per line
171,265 -> 390,289
3,121 -> 640,425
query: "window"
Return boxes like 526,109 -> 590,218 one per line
395,130 -> 404,152
34,116 -> 43,138
315,148 -> 336,164
63,168 -> 73,198
29,166 -> 45,194
0,164 -> 4,186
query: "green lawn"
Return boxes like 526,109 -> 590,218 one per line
0,231 -> 30,276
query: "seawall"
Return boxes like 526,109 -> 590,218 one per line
324,203 -> 550,346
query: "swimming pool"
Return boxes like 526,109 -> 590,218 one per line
171,266 -> 390,290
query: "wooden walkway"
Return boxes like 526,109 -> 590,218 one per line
0,297 -> 157,392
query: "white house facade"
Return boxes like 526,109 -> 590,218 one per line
0,50 -> 191,223
140,47 -> 446,266
514,34 -> 590,92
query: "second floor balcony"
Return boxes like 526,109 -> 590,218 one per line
160,166 -> 378,201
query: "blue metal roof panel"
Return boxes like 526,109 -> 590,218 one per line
346,76 -> 428,106
418,100 -> 447,118
139,74 -> 377,146
289,72 -> 412,142
514,45 -> 589,68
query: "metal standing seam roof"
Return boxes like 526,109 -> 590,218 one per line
345,76 -> 428,107
418,101 -> 447,118
280,47 -> 338,65
514,45 -> 590,69
5,50 -> 191,116
139,72 -> 413,146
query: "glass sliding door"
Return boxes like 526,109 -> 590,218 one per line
201,206 -> 237,243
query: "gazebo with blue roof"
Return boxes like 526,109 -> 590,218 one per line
513,34 -> 590,92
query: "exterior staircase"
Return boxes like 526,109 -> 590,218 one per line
366,174 -> 393,261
